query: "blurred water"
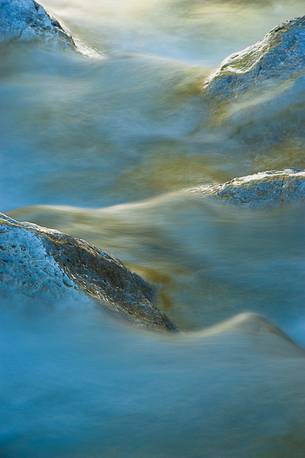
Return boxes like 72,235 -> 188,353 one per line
1,306 -> 305,458
1,0 -> 305,211
2,0 -> 305,456
10,195 -> 305,337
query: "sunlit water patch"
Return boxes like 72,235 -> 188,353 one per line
46,0 -> 305,63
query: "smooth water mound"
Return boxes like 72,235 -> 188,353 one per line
195,312 -> 304,355
0,0 -> 75,48
202,312 -> 294,338
0,213 -> 175,331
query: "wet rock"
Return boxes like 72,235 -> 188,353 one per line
0,213 -> 175,331
193,169 -> 305,208
200,16 -> 305,156
204,15 -> 305,100
8,170 -> 305,330
10,170 -> 305,225
0,0 -> 75,48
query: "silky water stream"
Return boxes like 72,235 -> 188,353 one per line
1,1 -> 305,456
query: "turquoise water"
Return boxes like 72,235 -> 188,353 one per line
2,0 -> 305,456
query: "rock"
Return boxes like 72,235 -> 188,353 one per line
192,169 -> 305,208
200,16 -> 305,157
8,170 -> 305,331
203,15 -> 305,101
0,213 -> 176,331
10,171 -> 305,225
0,0 -> 75,48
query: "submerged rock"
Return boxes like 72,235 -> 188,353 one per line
0,213 -> 175,331
204,15 -> 305,100
0,0 -> 75,47
194,313 -> 305,357
201,312 -> 292,341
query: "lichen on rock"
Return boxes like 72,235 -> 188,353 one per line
0,213 -> 176,331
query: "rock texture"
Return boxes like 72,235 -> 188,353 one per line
203,16 -> 305,100
0,0 -> 75,47
199,16 -> 305,159
0,213 -> 175,331
192,169 -> 305,208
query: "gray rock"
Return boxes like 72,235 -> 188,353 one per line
198,17 -> 305,160
0,213 -> 175,331
0,0 -> 75,47
193,169 -> 305,208
203,16 -> 305,100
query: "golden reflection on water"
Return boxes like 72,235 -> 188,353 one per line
10,196 -> 305,332
44,0 -> 305,62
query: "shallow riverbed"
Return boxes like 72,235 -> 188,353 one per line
1,0 -> 305,457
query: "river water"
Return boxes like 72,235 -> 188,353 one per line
1,0 -> 305,456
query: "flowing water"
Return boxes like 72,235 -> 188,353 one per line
2,0 -> 305,456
